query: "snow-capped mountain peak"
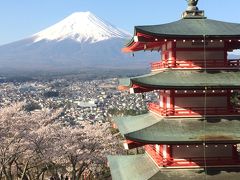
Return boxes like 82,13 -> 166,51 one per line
33,11 -> 131,43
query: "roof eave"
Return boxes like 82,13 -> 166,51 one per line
124,135 -> 240,145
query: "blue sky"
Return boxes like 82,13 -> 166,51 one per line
0,0 -> 240,45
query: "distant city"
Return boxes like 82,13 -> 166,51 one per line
0,75 -> 158,125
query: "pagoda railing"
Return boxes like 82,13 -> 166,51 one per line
148,102 -> 240,116
168,157 -> 240,167
145,144 -> 240,167
145,145 -> 164,166
151,62 -> 164,70
151,59 -> 240,71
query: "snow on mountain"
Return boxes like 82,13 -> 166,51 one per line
33,11 -> 131,43
0,11 -> 157,74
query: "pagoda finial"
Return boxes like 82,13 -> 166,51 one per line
187,0 -> 198,6
186,0 -> 199,11
182,0 -> 205,19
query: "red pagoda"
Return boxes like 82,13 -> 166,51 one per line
108,1 -> 240,179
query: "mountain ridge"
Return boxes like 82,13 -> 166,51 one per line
33,11 -> 131,43
0,11 -> 158,74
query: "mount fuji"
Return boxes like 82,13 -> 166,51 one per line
33,12 -> 130,43
0,12 -> 157,74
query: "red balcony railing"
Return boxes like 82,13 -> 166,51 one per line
147,103 -> 175,116
168,157 -> 240,167
145,145 -> 164,166
147,102 -> 240,116
151,59 -> 240,71
150,62 -> 164,70
145,144 -> 240,167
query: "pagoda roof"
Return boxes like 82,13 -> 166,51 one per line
108,154 -> 240,180
136,19 -> 240,38
120,70 -> 240,91
108,154 -> 159,180
124,19 -> 240,52
115,113 -> 240,144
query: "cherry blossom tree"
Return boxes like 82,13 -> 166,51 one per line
0,102 -> 62,179
0,103 -> 117,180
43,120 -> 116,179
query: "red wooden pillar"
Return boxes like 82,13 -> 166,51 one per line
162,145 -> 172,166
161,43 -> 168,68
172,40 -> 177,67
170,90 -> 175,115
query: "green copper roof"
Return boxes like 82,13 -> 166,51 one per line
115,113 -> 162,135
126,70 -> 240,90
135,19 -> 240,38
115,113 -> 240,144
108,154 -> 159,180
108,154 -> 240,180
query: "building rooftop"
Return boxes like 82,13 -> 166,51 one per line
120,70 -> 240,91
108,154 -> 159,180
108,154 -> 240,180
123,1 -> 240,52
115,113 -> 240,144
135,19 -> 240,38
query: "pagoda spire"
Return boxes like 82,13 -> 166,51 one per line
186,0 -> 199,11
182,0 -> 205,19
